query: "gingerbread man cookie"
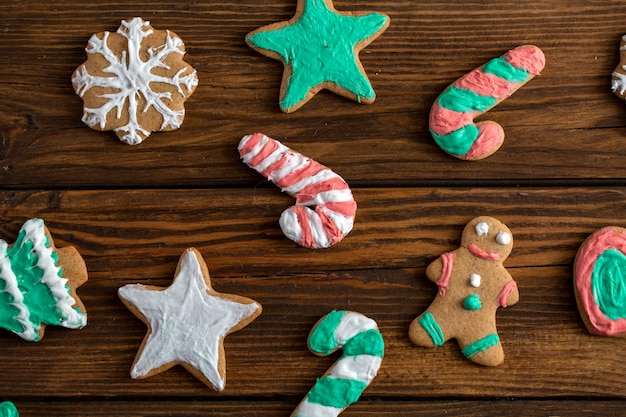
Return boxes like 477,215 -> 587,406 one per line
408,216 -> 519,366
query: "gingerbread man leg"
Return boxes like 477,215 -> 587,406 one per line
408,309 -> 449,348
456,326 -> 504,367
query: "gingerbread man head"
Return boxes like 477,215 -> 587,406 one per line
461,216 -> 514,262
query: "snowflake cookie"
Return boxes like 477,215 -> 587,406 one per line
72,17 -> 198,145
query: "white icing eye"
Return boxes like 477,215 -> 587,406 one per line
469,273 -> 481,288
496,231 -> 511,245
475,222 -> 489,236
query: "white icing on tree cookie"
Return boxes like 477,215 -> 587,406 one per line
72,17 -> 198,145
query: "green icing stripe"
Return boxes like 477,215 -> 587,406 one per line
483,57 -> 531,83
308,310 -> 345,355
461,333 -> 500,358
8,236 -> 64,329
306,376 -> 367,408
418,312 -> 445,347
430,124 -> 479,156
437,86 -> 498,113
591,248 -> 626,320
344,328 -> 384,358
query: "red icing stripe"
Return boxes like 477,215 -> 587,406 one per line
429,102 -> 476,136
455,70 -> 519,99
317,208 -> 343,246
278,159 -> 324,188
259,153 -> 288,178
436,252 -> 455,296
323,200 -> 357,218
247,137 -> 278,167
293,206 -> 315,248
497,281 -> 518,308
296,177 -> 349,204
468,243 -> 500,261
239,133 -> 265,156
463,122 -> 505,160
505,45 -> 545,75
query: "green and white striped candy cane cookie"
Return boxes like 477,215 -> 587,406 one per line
292,310 -> 384,417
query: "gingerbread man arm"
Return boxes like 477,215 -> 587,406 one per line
425,252 -> 456,296
497,279 -> 519,308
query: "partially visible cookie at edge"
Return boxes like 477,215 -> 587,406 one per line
0,218 -> 88,342
574,226 -> 626,336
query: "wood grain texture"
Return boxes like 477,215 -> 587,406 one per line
2,0 -> 626,415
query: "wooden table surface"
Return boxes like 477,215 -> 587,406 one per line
2,1 -> 626,416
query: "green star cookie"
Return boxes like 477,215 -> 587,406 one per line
246,0 -> 390,113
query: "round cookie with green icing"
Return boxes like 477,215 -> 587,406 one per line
408,216 -> 519,366
574,226 -> 626,336
0,218 -> 88,341
245,0 -> 390,113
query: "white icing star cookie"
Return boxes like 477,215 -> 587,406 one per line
117,248 -> 261,391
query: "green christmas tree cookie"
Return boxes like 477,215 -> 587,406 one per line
0,218 -> 88,341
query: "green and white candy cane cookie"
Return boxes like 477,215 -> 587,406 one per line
292,310 -> 384,417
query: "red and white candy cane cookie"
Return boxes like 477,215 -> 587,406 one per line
429,45 -> 545,160
238,133 -> 357,249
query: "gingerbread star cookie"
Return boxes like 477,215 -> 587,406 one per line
408,216 -> 519,366
118,248 -> 261,391
246,0 -> 390,113
72,17 -> 198,145
0,218 -> 88,342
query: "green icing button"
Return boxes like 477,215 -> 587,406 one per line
463,294 -> 482,311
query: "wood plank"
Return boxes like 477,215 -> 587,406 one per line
1,186 -> 621,274
2,1 -> 626,188
11,400 -> 626,417
0,187 -> 625,400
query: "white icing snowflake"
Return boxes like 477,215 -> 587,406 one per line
72,18 -> 198,145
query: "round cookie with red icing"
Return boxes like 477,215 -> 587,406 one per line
408,216 -> 519,366
574,226 -> 626,336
